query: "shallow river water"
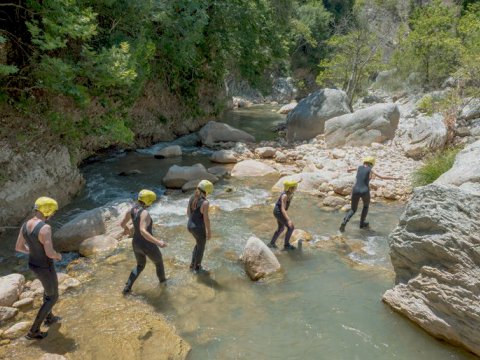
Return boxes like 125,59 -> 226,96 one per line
1,108 -> 476,359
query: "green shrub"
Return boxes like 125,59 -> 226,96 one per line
413,147 -> 461,186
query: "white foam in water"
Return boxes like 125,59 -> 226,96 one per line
348,236 -> 389,267
213,188 -> 270,212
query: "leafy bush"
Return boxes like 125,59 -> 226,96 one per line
413,147 -> 461,186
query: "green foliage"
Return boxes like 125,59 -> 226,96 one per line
417,95 -> 435,115
413,147 -> 461,187
393,0 -> 462,88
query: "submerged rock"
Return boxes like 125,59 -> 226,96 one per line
383,184 -> 480,356
240,236 -> 281,281
199,121 -> 255,146
154,145 -> 182,159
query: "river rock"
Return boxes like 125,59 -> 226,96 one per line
182,180 -> 200,192
383,184 -> 480,356
210,150 -> 237,164
240,236 -> 281,281
231,160 -> 277,177
435,139 -> 480,186
286,88 -> 351,142
79,235 -> 118,257
0,306 -> 18,322
291,229 -> 313,244
199,121 -> 255,146
12,298 -> 33,309
0,274 -> 25,307
2,321 -> 30,339
274,151 -> 287,163
459,98 -> 480,121
277,102 -> 297,115
325,103 -> 400,148
331,176 -> 354,196
322,195 -> 346,208
255,147 -> 276,159
272,171 -> 337,193
39,355 -> 67,360
207,166 -> 230,178
154,145 -> 182,159
163,163 -> 218,188
395,114 -> 447,159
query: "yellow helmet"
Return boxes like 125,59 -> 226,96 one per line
283,179 -> 299,191
138,189 -> 157,206
363,156 -> 376,166
34,197 -> 58,217
197,180 -> 214,195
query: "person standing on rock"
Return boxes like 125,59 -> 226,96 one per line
187,180 -> 213,274
268,179 -> 300,250
15,197 -> 62,340
339,156 -> 400,232
121,189 -> 167,294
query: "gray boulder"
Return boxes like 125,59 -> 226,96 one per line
255,147 -> 277,159
286,89 -> 351,142
163,163 -> 218,188
383,184 -> 480,356
325,103 -> 400,148
271,77 -> 298,103
199,121 -> 255,146
231,160 -> 277,178
79,235 -> 118,257
0,306 -> 18,322
240,236 -> 281,281
0,274 -> 25,307
459,98 -> 480,121
395,114 -> 447,159
154,145 -> 182,159
210,150 -> 237,164
435,140 -> 480,186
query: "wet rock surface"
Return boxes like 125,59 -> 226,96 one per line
240,236 -> 281,281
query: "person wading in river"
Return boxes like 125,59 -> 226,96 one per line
268,179 -> 301,250
15,197 -> 62,340
187,180 -> 213,274
339,156 -> 400,232
121,189 -> 167,294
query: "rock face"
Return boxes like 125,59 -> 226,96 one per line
325,103 -> 400,148
0,144 -> 84,228
395,114 -> 447,159
154,145 -> 182,159
383,184 -> 480,356
271,77 -> 298,103
199,121 -> 255,145
0,274 -> 25,307
55,201 -> 131,252
210,150 -> 237,164
79,235 -> 118,257
240,236 -> 281,281
231,160 -> 277,177
286,88 -> 351,142
435,140 -> 480,186
163,164 -> 218,188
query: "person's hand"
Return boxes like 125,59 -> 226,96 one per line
157,240 -> 167,248
287,220 -> 293,228
56,253 -> 62,261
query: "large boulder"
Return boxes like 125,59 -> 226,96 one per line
435,140 -> 480,186
199,121 -> 255,146
330,176 -> 355,196
154,145 -> 182,159
79,235 -> 118,257
0,274 -> 25,307
240,236 -> 281,281
459,98 -> 480,121
55,201 -> 131,252
383,184 -> 480,356
231,160 -> 277,177
286,89 -> 351,142
210,150 -> 237,164
163,163 -> 218,188
325,103 -> 400,148
272,171 -> 338,193
395,114 -> 447,159
271,77 -> 297,103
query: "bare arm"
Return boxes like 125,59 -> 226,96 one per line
371,170 -> 401,180
201,200 -> 211,240
140,211 -> 166,247
120,210 -> 132,235
15,228 -> 29,255
38,225 -> 61,261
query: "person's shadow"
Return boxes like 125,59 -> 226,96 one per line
26,323 -> 76,355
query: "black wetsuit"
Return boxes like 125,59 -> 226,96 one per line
343,165 -> 372,226
270,192 -> 294,247
124,205 -> 166,291
188,195 -> 207,270
22,221 -> 58,333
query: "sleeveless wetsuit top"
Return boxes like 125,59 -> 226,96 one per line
131,206 -> 153,245
274,192 -> 291,216
22,221 -> 52,268
188,195 -> 206,230
353,165 -> 372,194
